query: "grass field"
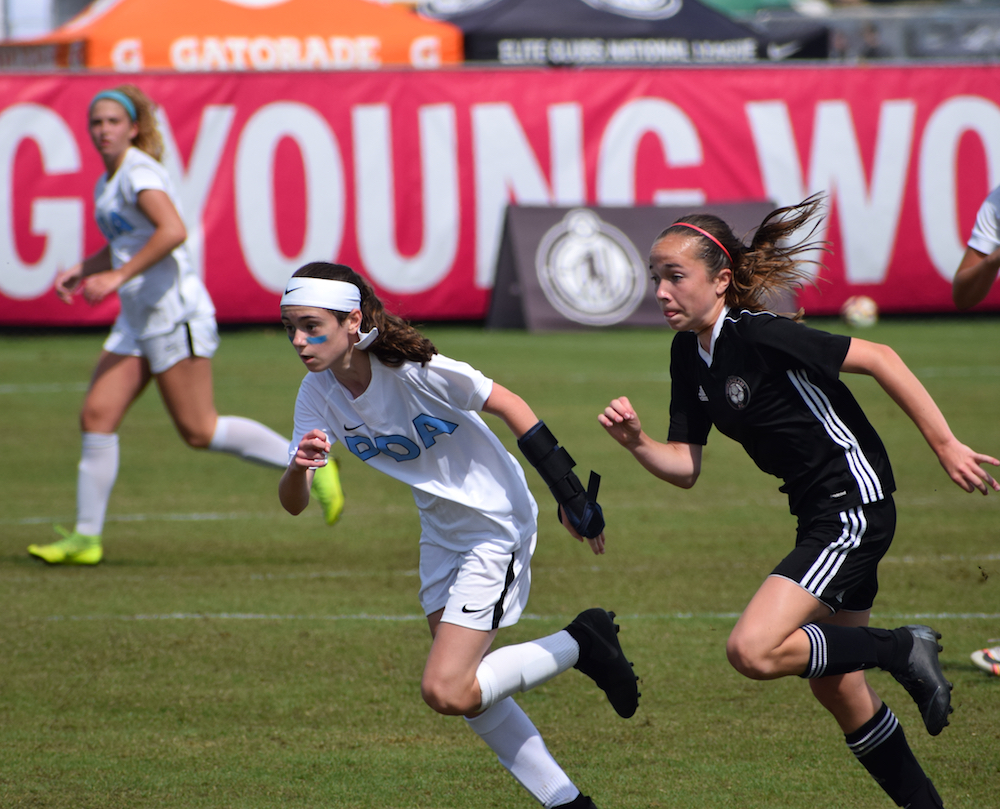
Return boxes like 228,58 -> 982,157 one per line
2,318 -> 998,809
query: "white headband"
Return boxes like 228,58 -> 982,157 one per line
281,277 -> 359,310
280,276 -> 379,350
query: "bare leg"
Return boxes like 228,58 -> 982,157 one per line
76,352 -> 150,535
728,578 -> 945,808
422,611 -> 584,808
28,352 -> 148,561
422,609 -> 495,716
81,351 -> 151,433
726,574 -> 831,680
156,357 -> 289,466
809,609 -> 882,733
155,356 -> 218,448
812,610 -> 945,808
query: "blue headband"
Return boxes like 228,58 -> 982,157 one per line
90,90 -> 137,122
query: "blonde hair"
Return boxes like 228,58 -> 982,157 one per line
98,84 -> 164,162
291,262 -> 437,366
655,195 -> 828,313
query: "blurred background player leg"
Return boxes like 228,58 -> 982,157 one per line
309,459 -> 344,526
27,430 -> 117,565
28,348 -> 142,566
970,643 -> 1000,676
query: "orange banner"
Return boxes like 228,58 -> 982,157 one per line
8,0 -> 462,70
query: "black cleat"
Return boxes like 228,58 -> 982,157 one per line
565,608 -> 640,719
555,794 -> 598,809
891,625 -> 953,736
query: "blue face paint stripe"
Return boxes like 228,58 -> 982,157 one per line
305,335 -> 327,344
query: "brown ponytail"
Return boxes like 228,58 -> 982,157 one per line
656,194 -> 829,313
291,262 -> 437,366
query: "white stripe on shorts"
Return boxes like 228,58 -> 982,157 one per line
800,506 -> 867,599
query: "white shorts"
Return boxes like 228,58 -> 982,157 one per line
419,533 -> 536,631
104,314 -> 220,375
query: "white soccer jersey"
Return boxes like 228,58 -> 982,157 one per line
94,146 -> 213,339
968,185 -> 1000,255
291,354 -> 539,553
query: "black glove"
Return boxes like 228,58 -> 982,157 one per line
517,421 -> 604,539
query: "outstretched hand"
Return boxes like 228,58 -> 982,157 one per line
937,438 -> 1000,495
560,505 -> 605,555
599,396 -> 643,448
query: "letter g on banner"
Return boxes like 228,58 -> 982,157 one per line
234,102 -> 345,294
111,38 -> 144,71
0,104 -> 83,300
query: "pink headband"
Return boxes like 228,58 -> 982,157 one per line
673,222 -> 733,265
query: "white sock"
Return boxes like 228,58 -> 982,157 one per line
208,416 -> 290,468
466,697 -> 580,808
75,432 -> 119,537
476,630 -> 580,713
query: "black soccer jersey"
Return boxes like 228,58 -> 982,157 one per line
667,309 -> 895,520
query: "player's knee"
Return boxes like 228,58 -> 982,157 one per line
80,403 -> 115,433
79,409 -> 96,433
420,676 -> 476,716
184,432 -> 212,449
419,683 -> 458,715
726,634 -> 778,680
178,424 -> 214,449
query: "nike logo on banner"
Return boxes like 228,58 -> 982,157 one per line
343,422 -> 365,431
461,605 -> 490,614
767,40 -> 801,61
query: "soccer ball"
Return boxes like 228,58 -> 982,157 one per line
840,295 -> 879,328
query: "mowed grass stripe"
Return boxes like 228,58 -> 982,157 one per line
1,319 -> 998,809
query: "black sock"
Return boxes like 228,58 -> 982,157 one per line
870,626 -> 915,673
845,704 -> 944,808
801,624 -> 913,678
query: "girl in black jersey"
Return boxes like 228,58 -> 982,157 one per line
600,197 -> 999,809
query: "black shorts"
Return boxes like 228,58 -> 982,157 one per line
771,497 -> 896,614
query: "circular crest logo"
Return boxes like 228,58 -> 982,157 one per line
725,376 -> 751,410
534,209 -> 647,327
580,0 -> 683,20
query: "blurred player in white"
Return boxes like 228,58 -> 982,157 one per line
601,197 -> 999,809
953,184 -> 1000,674
953,184 -> 1000,311
279,261 -> 638,809
28,85 -> 343,566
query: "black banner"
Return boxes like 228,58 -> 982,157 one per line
486,202 -> 779,331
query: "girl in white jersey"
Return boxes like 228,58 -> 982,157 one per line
952,185 -> 1000,673
953,184 -> 1000,310
600,197 -> 998,809
278,261 -> 639,809
28,85 -> 343,566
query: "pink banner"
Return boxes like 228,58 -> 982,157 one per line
2,65 -> 999,327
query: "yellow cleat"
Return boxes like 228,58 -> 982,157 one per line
28,526 -> 103,565
311,458 -> 345,526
